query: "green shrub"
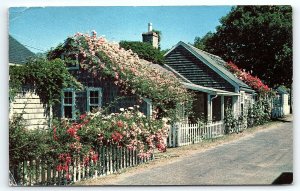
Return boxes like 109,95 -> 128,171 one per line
9,114 -> 52,165
119,41 -> 165,64
224,108 -> 238,134
9,58 -> 82,105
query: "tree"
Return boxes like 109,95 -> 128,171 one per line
119,41 -> 165,64
194,32 -> 213,50
194,6 -> 292,88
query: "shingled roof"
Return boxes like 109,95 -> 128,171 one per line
143,59 -> 239,96
9,35 -> 35,64
164,41 -> 254,93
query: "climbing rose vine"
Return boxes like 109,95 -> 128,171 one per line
48,31 -> 193,121
226,61 -> 270,93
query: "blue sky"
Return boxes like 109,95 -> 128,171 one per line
9,6 -> 232,53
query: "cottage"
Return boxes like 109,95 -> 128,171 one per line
9,35 -> 49,129
163,41 -> 255,122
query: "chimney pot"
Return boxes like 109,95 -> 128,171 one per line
148,23 -> 153,32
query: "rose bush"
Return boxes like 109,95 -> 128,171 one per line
49,106 -> 170,178
10,106 -> 170,181
226,61 -> 270,94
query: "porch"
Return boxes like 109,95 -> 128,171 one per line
182,82 -> 240,124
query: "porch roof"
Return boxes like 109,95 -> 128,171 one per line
181,82 -> 240,96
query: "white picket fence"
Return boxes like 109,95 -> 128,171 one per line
10,145 -> 151,186
168,121 -> 225,147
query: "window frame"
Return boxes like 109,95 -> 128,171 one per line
61,88 -> 76,119
143,98 -> 152,117
86,87 -> 102,112
61,51 -> 79,70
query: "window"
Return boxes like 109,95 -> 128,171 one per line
61,89 -> 75,119
87,88 -> 102,112
61,51 -> 79,70
143,98 -> 152,117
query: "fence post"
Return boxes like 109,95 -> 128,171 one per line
176,122 -> 181,147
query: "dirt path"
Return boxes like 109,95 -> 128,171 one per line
76,115 -> 293,185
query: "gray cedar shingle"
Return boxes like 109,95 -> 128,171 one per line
165,42 -> 254,93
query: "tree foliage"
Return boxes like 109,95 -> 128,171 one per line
194,32 -> 213,50
119,41 -> 165,65
194,6 -> 292,88
9,58 -> 82,106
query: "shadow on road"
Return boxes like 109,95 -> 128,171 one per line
273,119 -> 292,123
272,172 -> 293,185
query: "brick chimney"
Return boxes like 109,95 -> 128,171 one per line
142,23 -> 159,49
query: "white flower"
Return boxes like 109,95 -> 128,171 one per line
119,108 -> 125,112
137,112 -> 143,117
162,117 -> 168,123
128,107 -> 134,110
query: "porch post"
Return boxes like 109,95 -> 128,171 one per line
221,95 -> 224,120
232,96 -> 238,117
207,94 -> 212,122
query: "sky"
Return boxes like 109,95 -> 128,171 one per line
9,6 -> 232,53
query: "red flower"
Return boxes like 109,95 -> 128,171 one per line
58,154 -> 65,161
72,122 -> 82,129
65,156 -> 71,165
53,127 -> 58,141
226,61 -> 270,93
117,120 -> 123,128
56,164 -> 63,172
66,173 -> 71,181
63,164 -> 69,171
67,127 -> 77,137
83,156 -> 90,165
79,113 -> 87,120
91,153 -> 99,163
82,119 -> 90,126
112,132 -> 123,143
156,143 -> 166,152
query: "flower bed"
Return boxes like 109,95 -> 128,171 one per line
10,106 -> 170,184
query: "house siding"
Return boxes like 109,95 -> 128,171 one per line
10,91 -> 48,129
165,45 -> 235,92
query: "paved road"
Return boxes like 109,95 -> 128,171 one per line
111,121 -> 293,185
